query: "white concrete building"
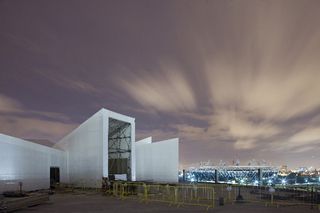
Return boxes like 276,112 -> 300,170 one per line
0,134 -> 67,192
135,137 -> 179,183
0,108 -> 179,193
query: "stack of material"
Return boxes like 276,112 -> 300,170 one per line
0,193 -> 49,212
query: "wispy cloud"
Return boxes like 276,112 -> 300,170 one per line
0,94 -> 22,113
62,79 -> 99,94
290,127 -> 320,144
121,64 -> 196,112
0,94 -> 76,141
35,70 -> 99,95
206,109 -> 281,150
0,115 -> 76,142
2,0 -> 320,167
278,127 -> 320,153
128,1 -> 320,160
136,128 -> 177,142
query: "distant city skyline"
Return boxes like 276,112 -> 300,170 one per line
182,159 -> 320,170
1,0 -> 320,168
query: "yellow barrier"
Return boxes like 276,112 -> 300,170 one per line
102,181 -> 320,211
104,181 -> 215,209
53,180 -> 320,211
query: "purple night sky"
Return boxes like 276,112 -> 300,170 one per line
1,0 -> 320,169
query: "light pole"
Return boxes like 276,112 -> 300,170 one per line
236,185 -> 243,201
226,185 -> 232,203
269,186 -> 275,205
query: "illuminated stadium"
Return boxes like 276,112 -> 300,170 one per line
185,165 -> 279,185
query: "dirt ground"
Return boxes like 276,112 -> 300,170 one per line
17,192 -> 319,213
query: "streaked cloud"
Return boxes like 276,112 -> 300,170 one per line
198,1 -> 320,153
63,79 -> 99,94
35,70 -> 99,95
0,115 -> 76,142
290,127 -> 320,144
1,0 -> 320,167
207,109 -> 281,150
0,94 -> 22,113
172,124 -> 207,141
284,127 -> 320,153
125,1 -> 320,163
0,94 -> 76,141
234,139 -> 256,150
121,64 -> 196,112
136,128 -> 177,142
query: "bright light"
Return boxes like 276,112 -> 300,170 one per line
268,179 -> 272,184
240,179 -> 245,184
190,178 -> 195,182
254,180 -> 259,185
281,179 -> 287,185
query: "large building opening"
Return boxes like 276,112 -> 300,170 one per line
108,118 -> 132,181
50,167 -> 60,188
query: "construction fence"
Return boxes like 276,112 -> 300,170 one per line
57,181 -> 320,210
105,182 -> 217,210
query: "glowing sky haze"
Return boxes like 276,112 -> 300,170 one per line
1,0 -> 320,168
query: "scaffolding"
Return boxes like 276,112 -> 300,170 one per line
108,118 -> 132,180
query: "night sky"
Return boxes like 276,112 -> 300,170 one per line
1,0 -> 320,169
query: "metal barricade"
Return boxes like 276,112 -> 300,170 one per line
103,181 -> 320,211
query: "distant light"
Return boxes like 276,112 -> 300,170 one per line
268,179 -> 272,184
254,180 -> 259,185
281,179 -> 287,185
190,178 -> 195,182
269,187 -> 275,193
240,179 -> 245,184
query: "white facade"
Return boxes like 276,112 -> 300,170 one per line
0,134 -> 67,193
54,110 -> 105,188
136,138 -> 179,183
0,108 -> 178,193
54,109 -> 136,187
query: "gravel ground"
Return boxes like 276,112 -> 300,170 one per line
17,192 -> 319,213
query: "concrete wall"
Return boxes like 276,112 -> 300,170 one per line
0,134 -> 66,193
136,138 -> 179,183
54,110 -> 104,188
